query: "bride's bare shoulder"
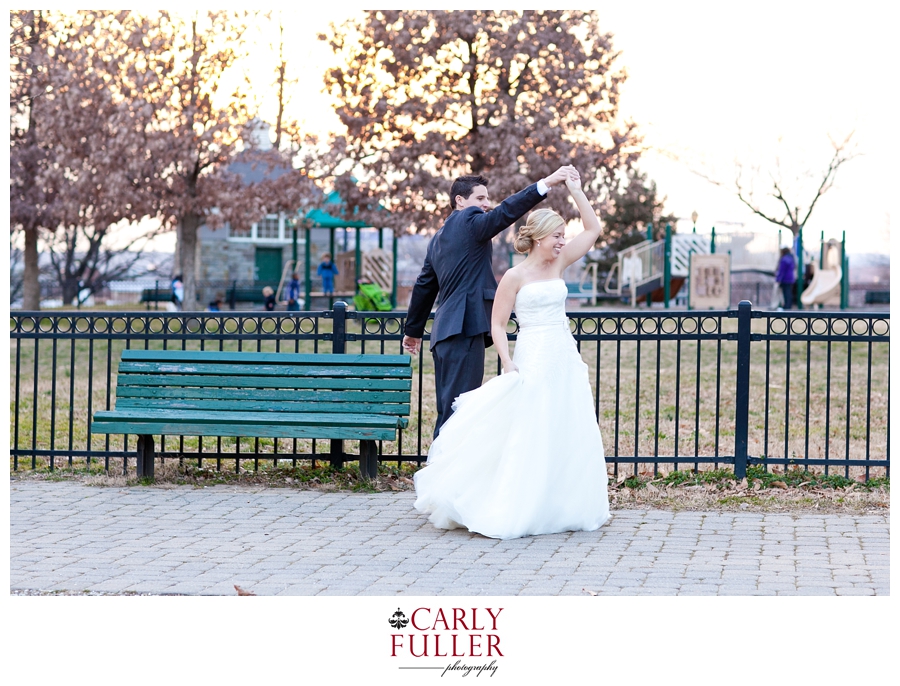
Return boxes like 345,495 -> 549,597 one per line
499,266 -> 528,292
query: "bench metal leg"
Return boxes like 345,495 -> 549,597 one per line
359,440 -> 378,480
329,439 -> 344,470
136,435 -> 155,479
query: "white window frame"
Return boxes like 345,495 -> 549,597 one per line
227,212 -> 290,243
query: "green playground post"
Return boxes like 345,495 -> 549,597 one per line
391,232 -> 398,308
819,230 -> 825,269
646,222 -> 654,307
687,251 -> 693,311
841,230 -> 848,309
304,227 -> 312,309
663,223 -> 672,309
354,227 -> 362,289
328,228 -> 336,309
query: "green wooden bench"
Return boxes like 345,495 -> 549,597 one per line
865,290 -> 889,305
90,349 -> 412,480
139,288 -> 174,303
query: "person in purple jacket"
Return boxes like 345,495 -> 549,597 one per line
775,247 -> 797,309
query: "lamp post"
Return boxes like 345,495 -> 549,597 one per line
691,210 -> 698,234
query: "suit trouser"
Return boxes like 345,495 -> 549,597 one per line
431,333 -> 486,439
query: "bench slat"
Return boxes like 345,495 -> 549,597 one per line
115,374 -> 412,391
94,408 -> 403,428
90,420 -> 398,442
114,386 -> 410,403
115,397 -> 410,416
117,361 -> 412,379
121,349 -> 410,366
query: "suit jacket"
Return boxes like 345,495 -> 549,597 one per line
405,183 -> 546,349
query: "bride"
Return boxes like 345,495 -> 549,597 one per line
413,168 -> 610,540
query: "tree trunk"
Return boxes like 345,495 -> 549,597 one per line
179,212 -> 202,310
61,277 -> 80,306
22,226 -> 41,310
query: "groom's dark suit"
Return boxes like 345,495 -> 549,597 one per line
405,183 -> 547,437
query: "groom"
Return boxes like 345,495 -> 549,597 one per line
402,166 -> 575,437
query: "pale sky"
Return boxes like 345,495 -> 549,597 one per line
145,4 -> 894,256
290,4 -> 894,254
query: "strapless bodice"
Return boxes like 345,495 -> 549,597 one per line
513,279 -> 568,329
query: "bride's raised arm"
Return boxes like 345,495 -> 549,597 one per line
558,171 -> 603,269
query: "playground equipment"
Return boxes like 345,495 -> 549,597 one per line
275,188 -> 399,309
801,233 -> 847,308
602,222 -> 846,310
604,225 -> 706,307
566,262 -> 602,304
353,281 -> 393,312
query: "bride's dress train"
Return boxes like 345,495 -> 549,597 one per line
413,279 -> 610,540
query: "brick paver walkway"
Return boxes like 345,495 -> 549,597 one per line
9,481 -> 889,596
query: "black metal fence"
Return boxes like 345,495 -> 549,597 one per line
9,301 -> 889,479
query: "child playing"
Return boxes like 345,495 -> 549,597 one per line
286,272 -> 302,311
262,286 -> 276,311
317,253 -> 339,297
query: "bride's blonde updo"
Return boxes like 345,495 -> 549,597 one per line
513,209 -> 565,254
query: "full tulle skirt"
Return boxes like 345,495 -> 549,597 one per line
413,321 -> 610,540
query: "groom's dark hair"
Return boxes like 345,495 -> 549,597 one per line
449,175 -> 489,210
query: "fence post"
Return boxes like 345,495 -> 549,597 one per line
330,301 -> 348,468
734,300 -> 752,479
332,301 -> 347,353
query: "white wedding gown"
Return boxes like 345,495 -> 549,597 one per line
414,279 -> 610,539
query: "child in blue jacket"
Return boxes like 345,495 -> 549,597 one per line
317,253 -> 339,296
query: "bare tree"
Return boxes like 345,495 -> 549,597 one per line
321,10 -> 643,235
693,132 -> 857,238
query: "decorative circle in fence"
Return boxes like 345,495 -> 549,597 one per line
600,317 -> 619,335
810,318 -> 829,335
852,318 -> 870,336
790,317 -> 809,335
680,317 -> 698,335
660,317 -> 678,335
769,317 -> 787,335
701,316 -> 719,334
620,317 -> 638,335
830,318 -> 849,336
